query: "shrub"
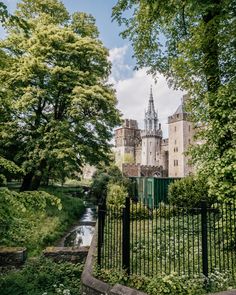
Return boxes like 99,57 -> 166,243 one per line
0,187 -> 85,255
90,164 -> 130,203
130,201 -> 150,219
0,257 -> 83,295
168,175 -> 213,208
95,267 -> 128,286
146,273 -> 205,295
107,182 -> 127,208
154,202 -> 179,218
207,270 -> 232,292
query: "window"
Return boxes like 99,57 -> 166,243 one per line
174,126 -> 177,132
174,160 -> 178,166
189,125 -> 191,132
174,139 -> 177,144
174,147 -> 178,152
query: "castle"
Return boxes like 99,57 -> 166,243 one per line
114,88 -> 195,178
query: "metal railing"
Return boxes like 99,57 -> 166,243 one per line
97,198 -> 236,279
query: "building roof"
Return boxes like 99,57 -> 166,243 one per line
174,104 -> 185,115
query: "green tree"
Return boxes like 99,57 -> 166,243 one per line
0,0 -> 121,191
90,164 -> 129,203
113,0 -> 236,201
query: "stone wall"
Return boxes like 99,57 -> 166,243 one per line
81,224 -> 148,295
43,246 -> 89,263
0,247 -> 27,267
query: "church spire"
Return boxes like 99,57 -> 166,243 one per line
148,85 -> 155,114
144,86 -> 158,131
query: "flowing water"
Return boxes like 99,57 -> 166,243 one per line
63,205 -> 96,247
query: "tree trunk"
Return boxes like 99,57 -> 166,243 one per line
201,1 -> 232,155
30,159 -> 47,190
201,0 -> 221,94
20,172 -> 34,191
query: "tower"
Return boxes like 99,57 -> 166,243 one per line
141,87 -> 162,166
168,94 -> 194,177
114,119 -> 141,170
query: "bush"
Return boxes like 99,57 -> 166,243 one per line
130,201 -> 150,219
0,187 -> 85,255
146,273 -> 205,295
0,257 -> 83,295
168,175 -> 213,208
107,182 -> 127,208
95,267 -> 236,295
154,202 -> 179,218
90,164 -> 130,203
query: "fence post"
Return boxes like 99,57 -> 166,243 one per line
201,200 -> 208,278
122,197 -> 130,275
97,201 -> 106,267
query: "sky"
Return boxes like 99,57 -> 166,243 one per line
1,0 -> 184,137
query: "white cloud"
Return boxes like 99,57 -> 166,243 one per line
108,47 -> 184,138
108,45 -> 132,82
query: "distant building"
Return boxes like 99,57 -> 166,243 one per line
114,89 -> 195,177
168,94 -> 195,177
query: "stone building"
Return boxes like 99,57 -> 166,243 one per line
168,94 -> 195,177
114,89 -> 195,178
114,119 -> 141,169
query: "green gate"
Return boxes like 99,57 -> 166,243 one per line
131,177 -> 180,208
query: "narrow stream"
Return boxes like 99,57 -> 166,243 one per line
62,205 -> 97,247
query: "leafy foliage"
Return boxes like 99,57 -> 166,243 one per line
130,201 -> 150,219
107,182 -> 127,208
0,188 -> 60,251
0,0 -> 121,191
112,0 -> 236,202
167,175 -> 214,208
96,268 -> 235,295
0,257 -> 83,295
0,186 -> 85,254
90,164 -> 128,203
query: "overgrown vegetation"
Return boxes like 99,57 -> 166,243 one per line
97,200 -> 236,293
96,267 -> 235,295
90,164 -> 130,205
0,257 -> 83,295
0,186 -> 85,255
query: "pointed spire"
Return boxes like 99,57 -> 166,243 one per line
148,85 -> 155,114
144,86 -> 158,131
150,85 -> 153,100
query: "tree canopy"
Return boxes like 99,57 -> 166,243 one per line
113,0 -> 236,201
0,0 -> 121,190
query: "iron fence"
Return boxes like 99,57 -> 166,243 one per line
97,198 -> 236,279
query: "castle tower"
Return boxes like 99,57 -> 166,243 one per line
114,119 -> 141,169
141,87 -> 162,166
168,94 -> 194,177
